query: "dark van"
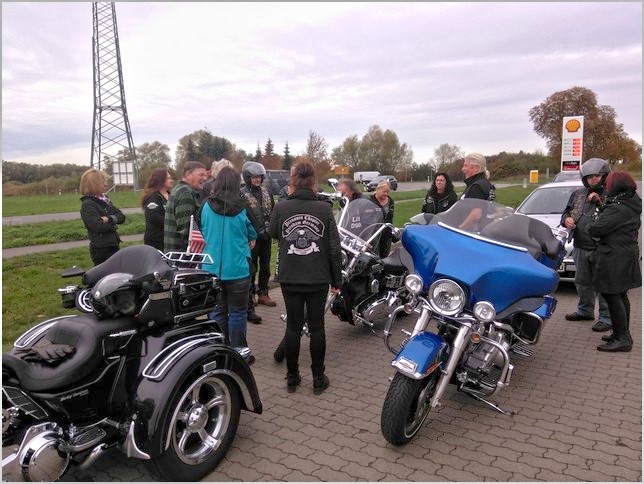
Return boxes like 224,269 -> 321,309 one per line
263,170 -> 290,196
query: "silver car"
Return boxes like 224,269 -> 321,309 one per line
515,180 -> 584,282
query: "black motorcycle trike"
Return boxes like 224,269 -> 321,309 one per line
2,245 -> 262,481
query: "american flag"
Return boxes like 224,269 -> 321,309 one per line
187,214 -> 206,254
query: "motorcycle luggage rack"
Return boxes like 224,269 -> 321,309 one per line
164,251 -> 213,268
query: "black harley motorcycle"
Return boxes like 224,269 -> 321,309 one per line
329,197 -> 407,329
2,245 -> 262,482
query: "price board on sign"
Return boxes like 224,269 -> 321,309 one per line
560,116 -> 584,171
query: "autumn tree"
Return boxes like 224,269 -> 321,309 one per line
529,86 -> 641,164
331,135 -> 361,171
358,125 -> 413,174
136,141 -> 172,168
175,130 -> 234,172
305,130 -> 329,164
430,143 -> 464,171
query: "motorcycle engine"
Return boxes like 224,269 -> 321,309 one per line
2,422 -> 69,482
463,326 -> 511,374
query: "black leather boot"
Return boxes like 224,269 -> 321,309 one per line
601,333 -> 616,343
597,336 -> 632,352
273,337 -> 286,363
286,371 -> 301,393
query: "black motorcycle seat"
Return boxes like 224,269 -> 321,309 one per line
83,245 -> 173,287
381,247 -> 414,275
3,314 -> 138,392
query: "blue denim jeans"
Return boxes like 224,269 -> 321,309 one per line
209,277 -> 251,348
573,247 -> 611,325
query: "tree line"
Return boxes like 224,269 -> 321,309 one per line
3,86 -> 640,195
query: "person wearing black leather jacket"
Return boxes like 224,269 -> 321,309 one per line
79,169 -> 126,265
269,162 -> 342,395
458,153 -> 495,230
369,180 -> 396,258
422,172 -> 458,214
141,168 -> 173,251
589,171 -> 641,352
560,158 -> 612,332
241,162 -> 276,308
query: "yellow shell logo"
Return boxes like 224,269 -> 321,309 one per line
565,119 -> 581,132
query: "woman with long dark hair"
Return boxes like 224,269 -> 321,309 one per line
141,168 -> 174,251
269,162 -> 342,394
199,167 -> 258,362
421,172 -> 458,214
589,171 -> 641,352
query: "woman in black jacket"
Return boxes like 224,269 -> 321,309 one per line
422,172 -> 458,214
369,180 -> 396,258
589,171 -> 641,352
79,168 -> 126,265
141,168 -> 174,251
269,162 -> 342,394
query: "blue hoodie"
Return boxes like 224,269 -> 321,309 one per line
199,194 -> 257,281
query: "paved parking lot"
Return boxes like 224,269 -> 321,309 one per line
66,283 -> 641,482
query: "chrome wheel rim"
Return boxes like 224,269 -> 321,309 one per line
168,374 -> 232,465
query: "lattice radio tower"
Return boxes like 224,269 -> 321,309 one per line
90,2 -> 137,188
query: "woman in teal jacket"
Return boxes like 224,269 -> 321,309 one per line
199,167 -> 257,359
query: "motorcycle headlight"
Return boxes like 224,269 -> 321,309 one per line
473,301 -> 496,323
404,274 -> 424,295
428,279 -> 465,316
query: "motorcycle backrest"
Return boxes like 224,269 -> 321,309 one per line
83,245 -> 173,287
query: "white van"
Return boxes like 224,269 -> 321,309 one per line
353,171 -> 380,184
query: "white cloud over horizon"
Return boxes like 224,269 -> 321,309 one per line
2,2 -> 642,167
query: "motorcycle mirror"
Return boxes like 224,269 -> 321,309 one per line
328,178 -> 338,185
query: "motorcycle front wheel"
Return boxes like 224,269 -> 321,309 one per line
381,371 -> 439,445
149,372 -> 241,481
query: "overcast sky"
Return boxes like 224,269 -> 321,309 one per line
2,2 -> 642,167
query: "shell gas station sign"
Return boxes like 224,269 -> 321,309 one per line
560,116 -> 584,171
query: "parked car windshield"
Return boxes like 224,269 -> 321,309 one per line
553,171 -> 580,182
516,185 -> 580,215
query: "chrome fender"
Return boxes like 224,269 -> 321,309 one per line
392,332 -> 446,380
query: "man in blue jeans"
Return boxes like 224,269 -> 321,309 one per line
561,158 -> 612,332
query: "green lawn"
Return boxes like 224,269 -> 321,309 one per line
2,190 -> 142,217
2,247 -> 94,351
3,214 -> 146,248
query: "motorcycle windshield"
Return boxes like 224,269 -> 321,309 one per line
337,198 -> 384,245
403,199 -> 560,314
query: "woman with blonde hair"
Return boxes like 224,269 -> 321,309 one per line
79,168 -> 126,265
369,180 -> 396,257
